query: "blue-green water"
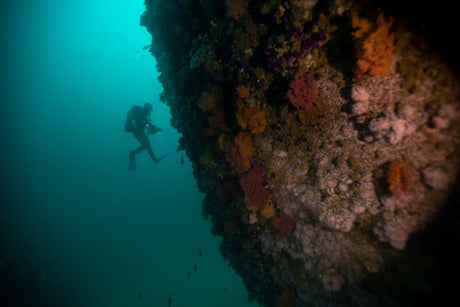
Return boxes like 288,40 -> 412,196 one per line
0,1 -> 255,306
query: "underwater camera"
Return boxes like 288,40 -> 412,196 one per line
146,123 -> 161,135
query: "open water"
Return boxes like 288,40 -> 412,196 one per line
0,1 -> 256,306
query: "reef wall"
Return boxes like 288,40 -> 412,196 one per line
141,0 -> 460,306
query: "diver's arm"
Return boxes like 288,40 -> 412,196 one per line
146,122 -> 162,134
145,115 -> 159,133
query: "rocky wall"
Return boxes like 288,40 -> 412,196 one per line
141,0 -> 460,305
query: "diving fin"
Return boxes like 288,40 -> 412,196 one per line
159,150 -> 174,159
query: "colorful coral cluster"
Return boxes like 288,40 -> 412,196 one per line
142,0 -> 460,305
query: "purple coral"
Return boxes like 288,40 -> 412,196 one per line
267,56 -> 281,69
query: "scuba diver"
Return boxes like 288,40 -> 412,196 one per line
125,102 -> 172,171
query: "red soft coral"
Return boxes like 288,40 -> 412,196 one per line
239,166 -> 269,209
286,72 -> 316,111
272,214 -> 296,235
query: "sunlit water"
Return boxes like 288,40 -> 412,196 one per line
0,1 -> 256,305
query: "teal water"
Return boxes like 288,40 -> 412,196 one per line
0,1 -> 255,306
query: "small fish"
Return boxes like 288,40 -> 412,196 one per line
168,294 -> 172,307
142,44 -> 150,50
194,262 -> 197,272
199,249 -> 202,256
187,270 -> 191,279
138,291 -> 142,301
180,155 -> 184,165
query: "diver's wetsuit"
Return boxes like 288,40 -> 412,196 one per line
125,105 -> 159,164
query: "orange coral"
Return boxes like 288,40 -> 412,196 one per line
352,13 -> 395,77
236,84 -> 250,99
198,91 -> 216,111
226,131 -> 254,173
352,15 -> 372,39
236,99 -> 267,134
387,160 -> 410,197
199,88 -> 229,131
235,131 -> 254,161
260,200 -> 275,219
387,160 -> 403,191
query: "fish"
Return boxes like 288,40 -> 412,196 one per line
199,249 -> 202,256
142,44 -> 150,50
180,155 -> 184,165
187,270 -> 191,279
138,291 -> 142,300
168,294 -> 172,307
194,262 -> 197,272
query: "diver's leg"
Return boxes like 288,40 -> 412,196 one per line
130,145 -> 145,160
131,132 -> 147,159
136,131 -> 159,164
146,144 -> 160,164
132,144 -> 146,154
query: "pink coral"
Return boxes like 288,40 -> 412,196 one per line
272,214 -> 296,235
239,166 -> 270,209
286,72 -> 316,111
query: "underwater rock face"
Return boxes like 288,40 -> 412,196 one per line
142,0 -> 460,305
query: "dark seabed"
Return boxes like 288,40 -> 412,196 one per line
0,0 -> 256,306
